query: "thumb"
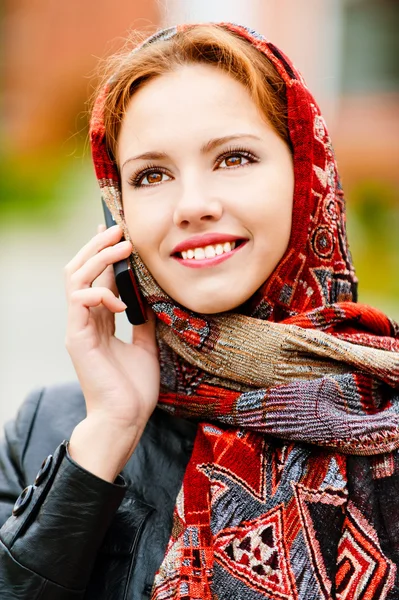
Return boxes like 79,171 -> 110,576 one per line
132,305 -> 157,353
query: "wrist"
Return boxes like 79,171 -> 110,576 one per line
69,416 -> 144,483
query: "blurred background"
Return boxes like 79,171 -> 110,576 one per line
1,0 -> 398,427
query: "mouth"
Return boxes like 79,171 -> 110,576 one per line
172,239 -> 248,268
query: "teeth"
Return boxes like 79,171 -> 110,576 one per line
194,247 -> 205,260
204,245 -> 216,258
180,241 -> 239,260
223,242 -> 231,253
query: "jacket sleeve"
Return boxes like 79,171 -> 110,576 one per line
0,388 -> 127,600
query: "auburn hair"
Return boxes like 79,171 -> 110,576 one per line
95,24 -> 289,162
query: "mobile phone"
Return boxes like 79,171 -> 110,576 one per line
102,200 -> 147,325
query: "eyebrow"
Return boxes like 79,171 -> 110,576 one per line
121,134 -> 261,171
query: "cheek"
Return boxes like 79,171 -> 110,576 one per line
123,199 -> 170,256
237,166 -> 294,236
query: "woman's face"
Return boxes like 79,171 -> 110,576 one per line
117,64 -> 294,314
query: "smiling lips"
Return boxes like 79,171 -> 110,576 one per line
172,233 -> 247,268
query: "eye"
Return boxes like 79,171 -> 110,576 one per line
215,148 -> 258,170
140,171 -> 171,186
129,167 -> 172,188
219,154 -> 249,168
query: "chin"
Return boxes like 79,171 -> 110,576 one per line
174,293 -> 245,315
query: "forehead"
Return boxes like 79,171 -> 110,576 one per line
117,64 -> 266,156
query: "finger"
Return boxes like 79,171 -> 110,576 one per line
65,225 -> 124,277
95,225 -> 123,295
68,240 -> 132,294
68,287 -> 127,332
95,262 -> 119,297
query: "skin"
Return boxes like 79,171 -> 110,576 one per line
118,64 -> 294,314
66,64 -> 294,481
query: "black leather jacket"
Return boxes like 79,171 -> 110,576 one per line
0,382 -> 197,599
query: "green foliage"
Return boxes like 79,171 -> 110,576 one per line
347,180 -> 399,319
0,150 -> 91,225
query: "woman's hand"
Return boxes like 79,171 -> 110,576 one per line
65,225 -> 160,481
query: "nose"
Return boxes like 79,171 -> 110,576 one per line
172,178 -> 223,228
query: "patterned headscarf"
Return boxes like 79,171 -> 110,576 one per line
91,24 -> 399,600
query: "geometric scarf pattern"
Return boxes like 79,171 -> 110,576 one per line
90,23 -> 399,600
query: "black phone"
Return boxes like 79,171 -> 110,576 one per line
102,200 -> 147,325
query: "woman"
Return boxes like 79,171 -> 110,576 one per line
0,23 -> 398,600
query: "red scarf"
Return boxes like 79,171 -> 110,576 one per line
90,24 -> 399,600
